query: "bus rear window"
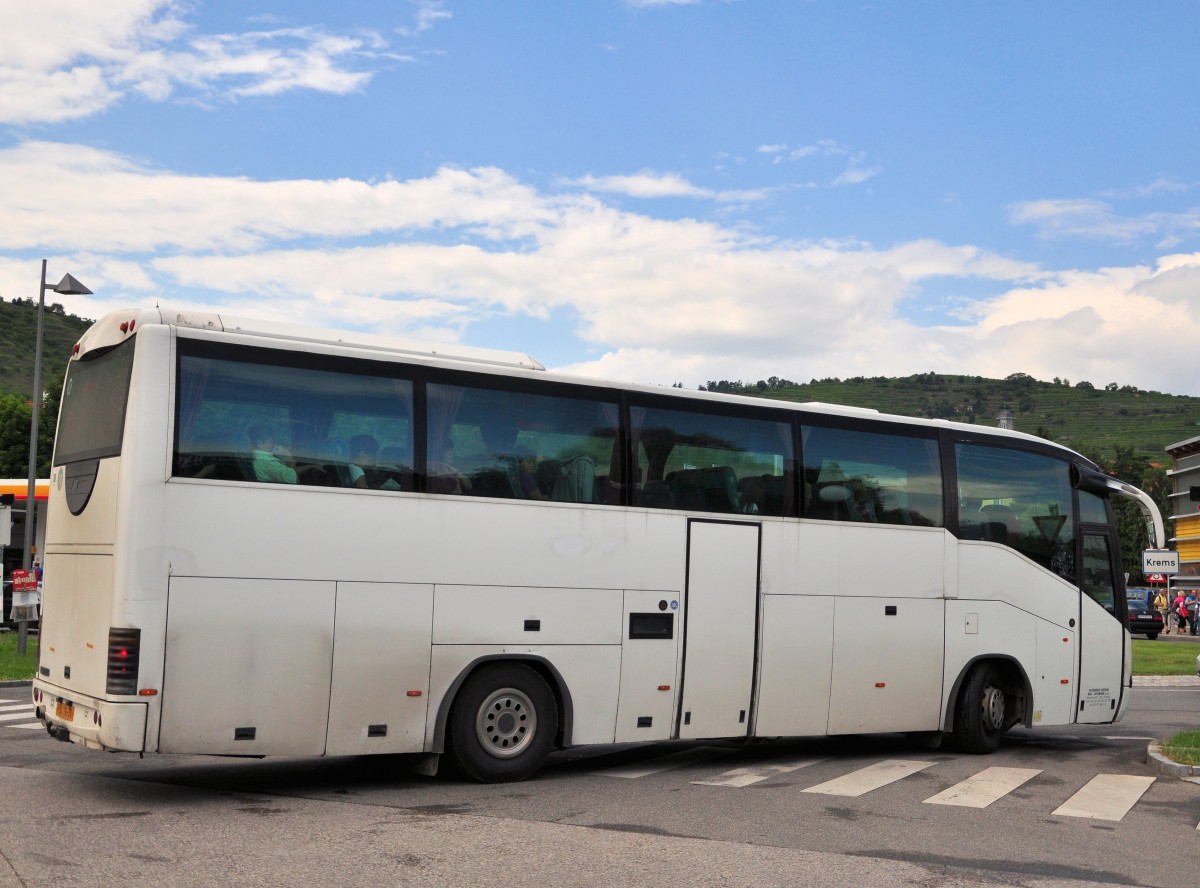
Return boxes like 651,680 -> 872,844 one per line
53,340 -> 135,466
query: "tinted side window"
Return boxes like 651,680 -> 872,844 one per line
174,349 -> 413,490
956,443 -> 1075,580
1078,490 -> 1109,525
55,340 -> 136,466
801,425 -> 943,527
1081,531 -> 1117,613
631,405 -> 795,515
426,383 -> 619,503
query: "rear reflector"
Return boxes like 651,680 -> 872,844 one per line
106,627 -> 141,695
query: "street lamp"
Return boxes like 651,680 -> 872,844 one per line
18,260 -> 91,654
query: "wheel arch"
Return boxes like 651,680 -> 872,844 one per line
942,654 -> 1033,733
430,654 -> 575,754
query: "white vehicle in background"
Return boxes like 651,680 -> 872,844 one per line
33,307 -> 1164,781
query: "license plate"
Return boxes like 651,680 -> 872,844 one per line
55,700 -> 75,722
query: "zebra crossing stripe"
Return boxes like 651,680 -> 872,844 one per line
923,766 -> 1043,808
1052,774 -> 1156,821
11,723 -> 42,730
591,746 -> 731,779
0,710 -> 36,723
1104,736 -> 1157,741
0,703 -> 32,712
693,757 -> 825,787
801,759 -> 935,797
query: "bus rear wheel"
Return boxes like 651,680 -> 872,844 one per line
954,663 -> 1007,754
447,663 -> 558,783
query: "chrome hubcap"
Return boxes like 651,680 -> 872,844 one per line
981,684 -> 1006,730
475,687 -> 537,758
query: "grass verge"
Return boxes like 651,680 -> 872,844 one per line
1161,730 -> 1200,766
0,631 -> 39,682
1131,639 -> 1198,675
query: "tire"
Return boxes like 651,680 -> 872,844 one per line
447,663 -> 558,783
953,663 -> 1007,754
1146,632 -> 1159,641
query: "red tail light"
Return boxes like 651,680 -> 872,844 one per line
106,628 -> 141,695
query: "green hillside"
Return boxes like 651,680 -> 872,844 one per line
704,372 -> 1200,464
0,299 -> 93,399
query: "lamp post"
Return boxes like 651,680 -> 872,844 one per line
18,260 -> 91,655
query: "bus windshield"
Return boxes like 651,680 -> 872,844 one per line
53,339 -> 136,466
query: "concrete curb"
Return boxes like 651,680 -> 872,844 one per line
0,680 -> 32,689
1131,674 -> 1200,688
1146,742 -> 1200,780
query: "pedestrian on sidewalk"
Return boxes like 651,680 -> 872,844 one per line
1173,591 -> 1188,635
1155,588 -> 1171,634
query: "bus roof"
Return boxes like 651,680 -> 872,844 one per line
74,307 -> 546,371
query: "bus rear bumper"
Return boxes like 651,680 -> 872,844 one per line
33,681 -> 147,752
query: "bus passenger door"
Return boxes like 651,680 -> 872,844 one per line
678,519 -> 760,740
1076,528 -> 1126,724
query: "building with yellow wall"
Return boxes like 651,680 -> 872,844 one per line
1166,436 -> 1200,593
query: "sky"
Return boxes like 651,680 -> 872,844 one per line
2,1 -> 1200,397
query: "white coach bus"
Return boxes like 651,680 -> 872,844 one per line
33,307 -> 1163,781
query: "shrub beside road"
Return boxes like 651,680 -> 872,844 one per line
0,632 -> 37,682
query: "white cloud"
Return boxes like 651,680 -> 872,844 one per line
396,1 -> 452,38
1009,196 -> 1200,247
571,170 -> 771,203
755,140 -> 881,188
832,164 -> 882,187
0,0 -> 390,124
0,142 -> 562,252
1104,179 -> 1191,199
572,171 -> 710,199
4,141 -> 1200,396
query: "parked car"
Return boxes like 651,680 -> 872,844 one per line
1125,587 -> 1157,607
1125,597 -> 1163,639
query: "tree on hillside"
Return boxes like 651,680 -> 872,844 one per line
0,369 -> 64,477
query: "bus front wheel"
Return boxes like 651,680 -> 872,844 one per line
954,663 -> 1007,754
447,663 -> 558,782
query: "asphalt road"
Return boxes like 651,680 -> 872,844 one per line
1,684 -> 1198,887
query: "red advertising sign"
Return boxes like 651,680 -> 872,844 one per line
10,568 -> 37,593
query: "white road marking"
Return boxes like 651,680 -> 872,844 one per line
0,702 -> 32,712
923,766 -> 1043,808
0,709 -> 37,723
801,759 -> 935,797
693,757 -> 825,787
591,747 -> 731,779
11,722 -> 42,730
1051,774 -> 1156,821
